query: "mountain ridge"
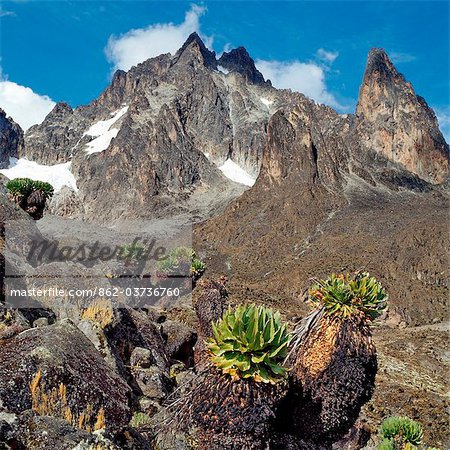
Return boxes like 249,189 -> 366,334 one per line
0,34 -> 448,222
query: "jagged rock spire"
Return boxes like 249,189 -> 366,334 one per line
174,32 -> 217,68
356,48 -> 449,184
218,47 -> 266,85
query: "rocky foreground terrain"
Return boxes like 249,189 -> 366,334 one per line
0,34 -> 449,449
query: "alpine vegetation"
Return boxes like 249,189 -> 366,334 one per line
6,177 -> 54,220
177,304 -> 291,450
206,304 -> 291,384
156,247 -> 206,287
286,272 -> 387,444
377,416 -> 441,450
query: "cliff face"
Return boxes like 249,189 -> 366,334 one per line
20,33 -> 282,219
0,110 -> 23,169
356,48 -> 449,184
24,102 -> 87,165
218,47 -> 267,85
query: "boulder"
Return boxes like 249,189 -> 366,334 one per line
161,319 -> 197,365
0,319 -> 131,434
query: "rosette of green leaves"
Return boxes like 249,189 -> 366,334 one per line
6,178 -> 54,199
376,416 -> 424,449
206,304 -> 291,384
156,247 -> 205,279
309,272 -> 387,320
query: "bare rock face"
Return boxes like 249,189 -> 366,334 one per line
218,47 -> 266,85
19,37 -> 449,223
23,102 -> 86,165
21,33 -> 278,220
356,48 -> 449,184
261,108 -> 318,185
0,109 -> 22,169
174,31 -> 217,68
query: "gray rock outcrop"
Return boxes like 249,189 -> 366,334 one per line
0,109 -> 22,169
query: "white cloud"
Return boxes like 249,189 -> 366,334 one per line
0,5 -> 15,17
316,48 -> 339,63
255,59 -> 343,109
105,4 -> 213,72
389,52 -> 416,64
0,70 -> 55,131
435,107 -> 450,143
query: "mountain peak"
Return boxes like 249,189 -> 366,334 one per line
356,47 -> 449,184
182,32 -> 204,48
218,46 -> 266,85
175,32 -> 217,68
363,48 -> 405,84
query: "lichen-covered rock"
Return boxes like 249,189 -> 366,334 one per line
106,308 -> 168,372
0,319 -> 131,434
77,319 -> 122,372
129,346 -> 171,401
130,347 -> 154,369
9,411 -> 121,450
131,364 -> 171,401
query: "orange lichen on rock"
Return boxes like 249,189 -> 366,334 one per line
29,370 -> 106,432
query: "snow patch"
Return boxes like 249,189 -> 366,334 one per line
84,106 -> 128,137
0,157 -> 78,192
217,65 -> 229,75
260,97 -> 273,108
83,106 -> 128,154
85,128 -> 120,155
219,159 -> 255,187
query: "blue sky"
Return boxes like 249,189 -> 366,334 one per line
0,1 -> 449,138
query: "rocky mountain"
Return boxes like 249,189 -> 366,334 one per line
356,48 -> 448,184
20,33 -> 283,220
192,44 -> 449,325
0,109 -> 22,169
1,34 -> 449,447
15,36 -> 448,223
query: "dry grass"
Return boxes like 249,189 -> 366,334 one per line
81,298 -> 114,329
29,370 -> 106,432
